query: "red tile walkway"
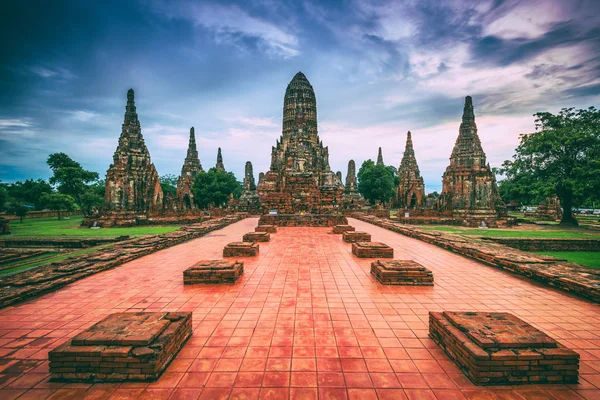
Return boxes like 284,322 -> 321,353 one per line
0,217 -> 599,399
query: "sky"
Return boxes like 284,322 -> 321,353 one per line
1,0 -> 599,193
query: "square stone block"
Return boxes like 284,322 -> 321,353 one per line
184,260 -> 243,284
255,225 -> 277,233
429,311 -> 579,385
352,242 -> 393,258
243,232 -> 271,242
343,231 -> 371,243
332,225 -> 355,234
49,312 -> 192,382
223,242 -> 259,257
371,260 -> 433,286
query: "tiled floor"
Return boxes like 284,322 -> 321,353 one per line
0,217 -> 599,400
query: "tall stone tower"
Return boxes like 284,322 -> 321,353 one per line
395,131 -> 425,209
176,127 -> 203,210
239,161 -> 261,212
342,159 -> 363,208
438,96 -> 506,222
215,147 -> 225,171
102,89 -> 163,224
376,147 -> 384,165
257,72 -> 344,213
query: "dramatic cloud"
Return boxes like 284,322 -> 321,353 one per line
0,0 -> 598,192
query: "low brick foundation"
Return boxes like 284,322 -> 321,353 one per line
352,242 -> 394,258
343,231 -> 371,243
255,225 -> 277,233
49,312 -> 192,382
429,311 -> 579,385
371,260 -> 433,286
332,225 -> 355,234
243,232 -> 271,242
258,214 -> 348,227
223,242 -> 259,257
482,237 -> 600,252
184,260 -> 243,284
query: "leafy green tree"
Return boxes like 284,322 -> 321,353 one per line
79,190 -> 104,217
47,153 -> 99,206
6,179 -> 53,210
160,174 -> 178,197
41,193 -> 76,220
88,180 -> 106,197
357,160 -> 399,205
499,107 -> 600,225
13,205 -> 29,223
192,168 -> 241,209
0,184 -> 7,212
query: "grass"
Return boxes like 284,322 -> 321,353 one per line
415,225 -> 600,239
533,251 -> 600,269
7,216 -> 181,238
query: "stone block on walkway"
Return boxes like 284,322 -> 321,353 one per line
332,224 -> 355,234
184,260 -> 243,284
223,242 -> 259,257
343,231 -> 371,243
49,312 -> 192,382
429,311 -> 579,385
255,225 -> 277,233
352,242 -> 393,258
243,232 -> 271,242
371,260 -> 433,285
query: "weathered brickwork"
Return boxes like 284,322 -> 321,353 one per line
371,260 -> 433,286
175,127 -> 203,211
342,231 -> 371,243
395,131 -> 425,209
258,214 -> 347,227
352,242 -> 394,258
332,224 -> 355,234
429,312 -> 579,385
238,161 -> 262,213
223,242 -> 259,257
183,260 -> 243,284
243,232 -> 271,242
255,225 -> 277,233
356,214 -> 600,303
0,215 -> 245,309
49,312 -> 192,382
482,237 -> 600,252
342,159 -> 364,209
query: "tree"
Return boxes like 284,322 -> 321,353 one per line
41,193 -> 76,220
192,168 -> 242,209
13,205 -> 29,223
47,153 -> 100,206
0,184 -> 7,212
499,107 -> 600,226
79,190 -> 104,217
357,160 -> 399,205
160,174 -> 178,197
6,179 -> 53,209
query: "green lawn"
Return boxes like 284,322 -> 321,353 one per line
416,225 -> 600,239
533,251 -> 600,269
6,216 -> 181,238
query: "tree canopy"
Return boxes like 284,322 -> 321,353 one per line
357,160 -> 399,205
192,168 -> 241,209
41,193 -> 76,220
499,107 -> 600,225
47,153 -> 99,206
160,174 -> 178,197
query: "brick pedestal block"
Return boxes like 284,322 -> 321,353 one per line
223,242 -> 259,257
243,232 -> 271,242
255,225 -> 277,233
332,225 -> 355,234
429,312 -> 579,385
258,214 -> 348,227
371,260 -> 433,285
352,242 -> 394,258
49,312 -> 192,382
184,260 -> 243,284
343,231 -> 371,243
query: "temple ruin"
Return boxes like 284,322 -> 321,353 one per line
100,89 -> 163,226
176,127 -> 203,211
395,131 -> 425,209
256,72 -> 344,214
342,159 -> 363,208
437,96 -> 507,224
376,147 -> 384,165
215,147 -> 225,171
238,161 -> 261,213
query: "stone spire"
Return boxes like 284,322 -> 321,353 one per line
336,171 -> 342,183
215,147 -> 225,171
345,160 -> 358,192
342,159 -> 363,208
395,131 -> 425,209
176,127 -> 203,210
257,71 -> 344,214
180,127 -> 203,177
239,161 -> 261,212
258,172 -> 264,185
243,161 -> 256,191
438,96 -> 506,222
101,88 -> 163,220
376,147 -> 384,165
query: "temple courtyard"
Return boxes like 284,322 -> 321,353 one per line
1,218 -> 599,400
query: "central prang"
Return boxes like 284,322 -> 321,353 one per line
257,72 -> 344,214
